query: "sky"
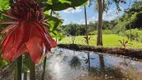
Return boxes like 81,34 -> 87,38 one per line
57,0 -> 135,25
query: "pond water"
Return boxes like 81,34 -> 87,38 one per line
40,48 -> 142,80
1,48 -> 142,80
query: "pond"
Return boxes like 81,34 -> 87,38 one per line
40,48 -> 142,80
1,48 -> 142,80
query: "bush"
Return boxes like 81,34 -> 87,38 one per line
88,30 -> 113,35
124,29 -> 142,42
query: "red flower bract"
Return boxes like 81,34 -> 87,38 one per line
1,0 -> 56,63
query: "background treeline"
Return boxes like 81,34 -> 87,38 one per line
61,20 -> 117,36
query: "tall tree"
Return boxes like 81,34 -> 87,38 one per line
97,0 -> 103,46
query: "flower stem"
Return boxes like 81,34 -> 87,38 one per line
16,56 -> 22,80
41,57 -> 47,80
28,56 -> 35,80
24,71 -> 27,80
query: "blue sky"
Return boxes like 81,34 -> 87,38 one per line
57,0 -> 135,25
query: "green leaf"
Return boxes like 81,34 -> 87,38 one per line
44,0 -> 88,11
46,0 -> 53,5
130,12 -> 137,22
0,0 -> 9,11
45,15 -> 63,31
59,0 -> 71,4
44,11 -> 50,15
51,30 -> 64,40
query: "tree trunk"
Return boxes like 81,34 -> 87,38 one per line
84,6 -> 89,45
97,0 -> 103,46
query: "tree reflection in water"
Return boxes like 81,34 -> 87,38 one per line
69,56 -> 81,69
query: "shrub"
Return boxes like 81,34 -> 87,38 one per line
88,30 -> 113,35
124,29 -> 142,42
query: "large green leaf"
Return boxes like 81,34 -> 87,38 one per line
0,0 -> 87,11
46,0 -> 53,5
50,30 -> 64,40
43,0 -> 88,11
45,14 -> 63,31
59,0 -> 71,4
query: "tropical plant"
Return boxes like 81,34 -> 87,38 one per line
84,35 -> 91,45
118,39 -> 132,48
125,29 -> 142,42
0,0 -> 88,80
1,0 -> 57,64
0,0 -> 56,80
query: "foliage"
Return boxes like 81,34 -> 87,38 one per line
118,39 -> 130,48
112,21 -> 129,34
63,23 -> 85,36
113,1 -> 142,40
0,0 -> 9,11
113,1 -> 142,32
44,11 -> 64,40
124,29 -> 142,42
62,20 -> 116,36
0,57 -> 8,68
88,30 -> 113,35
40,0 -> 87,11
128,1 -> 142,13
84,35 -> 91,45
0,0 -> 88,11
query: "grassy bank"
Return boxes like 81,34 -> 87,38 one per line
59,34 -> 142,49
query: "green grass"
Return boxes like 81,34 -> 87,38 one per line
59,34 -> 142,49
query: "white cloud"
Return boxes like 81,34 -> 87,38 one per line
103,8 -> 119,21
78,14 -> 99,24
89,16 -> 98,22
63,7 -> 82,13
78,19 -> 85,24
78,17 -> 97,25
78,9 -> 121,25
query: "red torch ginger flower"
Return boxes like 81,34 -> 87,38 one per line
1,0 -> 56,63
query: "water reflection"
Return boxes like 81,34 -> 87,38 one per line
69,56 -> 81,69
2,48 -> 142,80
36,48 -> 142,80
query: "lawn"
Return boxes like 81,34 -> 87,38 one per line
59,34 -> 142,49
